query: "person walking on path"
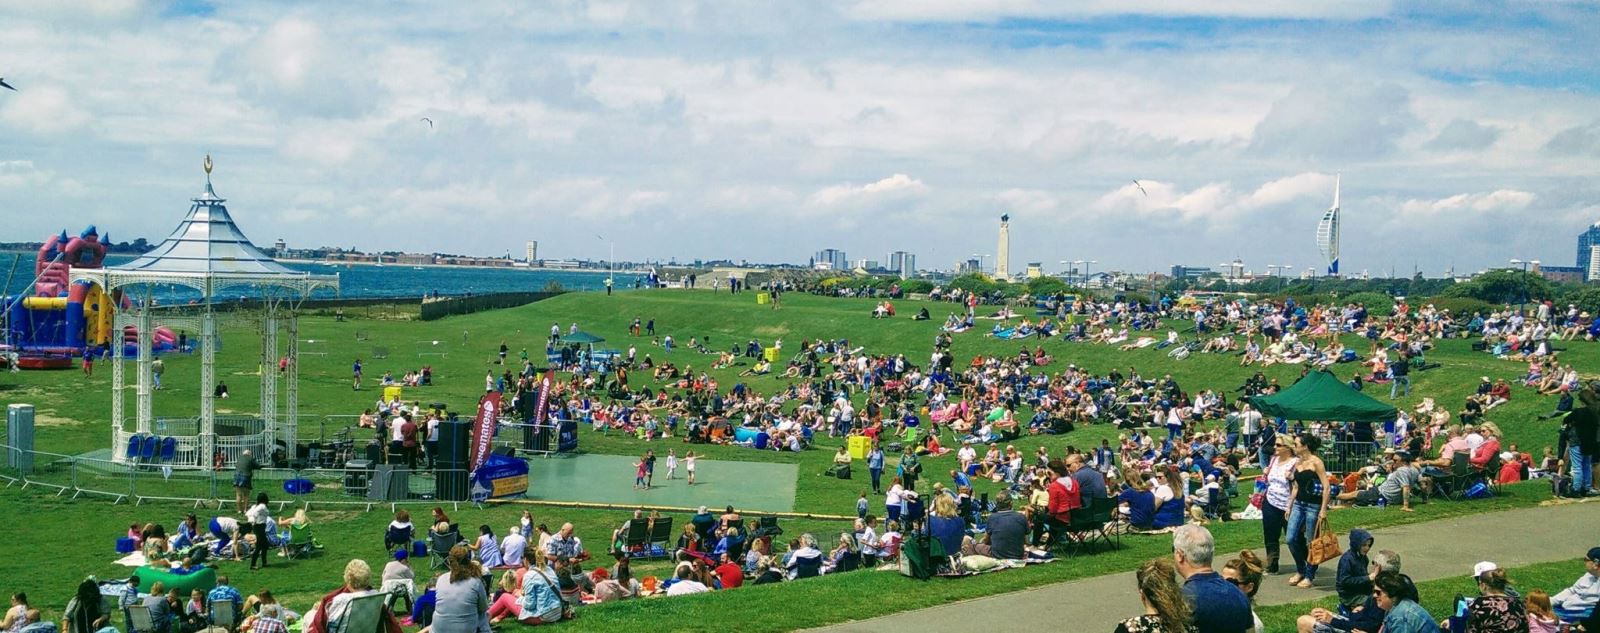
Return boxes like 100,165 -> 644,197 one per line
1285,433 -> 1331,589
685,451 -> 697,485
665,450 -> 678,480
644,450 -> 657,488
1261,437 -> 1297,574
233,449 -> 262,513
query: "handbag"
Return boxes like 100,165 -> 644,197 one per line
1306,518 -> 1342,566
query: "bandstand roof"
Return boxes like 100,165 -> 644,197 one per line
89,158 -> 338,297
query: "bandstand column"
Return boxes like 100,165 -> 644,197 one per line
136,309 -> 153,434
111,312 -> 126,458
285,313 -> 300,458
200,308 -> 217,467
261,309 -> 278,452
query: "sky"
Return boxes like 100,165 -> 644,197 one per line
2,0 -> 1599,277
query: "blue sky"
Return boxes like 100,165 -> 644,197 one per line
2,0 -> 1599,276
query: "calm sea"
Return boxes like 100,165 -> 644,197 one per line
1,253 -> 647,301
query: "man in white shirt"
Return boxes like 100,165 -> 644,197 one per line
665,567 -> 709,595
501,525 -> 527,567
957,442 -> 978,472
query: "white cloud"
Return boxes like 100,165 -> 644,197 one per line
0,85 -> 92,135
808,174 -> 927,207
1091,172 -> 1336,225
843,0 -> 1391,22
1397,189 -> 1536,218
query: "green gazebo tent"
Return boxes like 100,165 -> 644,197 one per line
1249,370 -> 1398,422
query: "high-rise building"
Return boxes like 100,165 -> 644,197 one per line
1577,222 -> 1600,278
996,214 -> 1011,280
1025,262 -> 1044,279
525,240 -> 538,262
851,258 -> 880,271
1589,245 -> 1600,282
1170,265 -> 1213,279
814,248 -> 848,271
887,251 -> 916,278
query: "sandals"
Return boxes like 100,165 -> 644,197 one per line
1287,573 -> 1303,585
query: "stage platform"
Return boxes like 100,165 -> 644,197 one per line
524,453 -> 798,513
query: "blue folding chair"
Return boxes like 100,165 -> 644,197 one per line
159,437 -> 178,462
139,435 -> 159,461
125,434 -> 145,459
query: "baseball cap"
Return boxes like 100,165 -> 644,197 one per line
1472,561 -> 1497,578
394,549 -> 408,561
1588,547 -> 1600,562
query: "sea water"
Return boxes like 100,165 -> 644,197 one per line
1,253 -> 647,301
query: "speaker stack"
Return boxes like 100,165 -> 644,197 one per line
434,421 -> 471,501
368,465 -> 411,501
344,459 -> 373,497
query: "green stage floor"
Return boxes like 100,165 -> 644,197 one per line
524,453 -> 799,513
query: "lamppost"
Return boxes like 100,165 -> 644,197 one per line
1509,258 -> 1539,315
1073,260 -> 1097,288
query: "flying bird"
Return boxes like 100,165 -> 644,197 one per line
0,78 -> 15,91
420,117 -> 433,129
1131,179 -> 1148,197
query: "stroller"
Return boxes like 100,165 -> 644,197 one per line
1168,340 -> 1201,360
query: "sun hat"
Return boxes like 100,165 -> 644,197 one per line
1472,561 -> 1497,578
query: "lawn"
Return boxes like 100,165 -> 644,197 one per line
0,289 -> 1591,631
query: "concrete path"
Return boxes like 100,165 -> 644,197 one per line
808,499 -> 1600,633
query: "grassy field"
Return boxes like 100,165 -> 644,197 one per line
1257,558 -> 1589,632
0,289 -> 1591,630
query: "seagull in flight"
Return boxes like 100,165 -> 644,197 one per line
419,117 -> 433,129
0,78 -> 15,91
1131,179 -> 1148,197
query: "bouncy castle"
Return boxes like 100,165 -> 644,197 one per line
2,226 -> 177,368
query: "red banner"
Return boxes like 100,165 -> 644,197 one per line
469,391 -> 501,474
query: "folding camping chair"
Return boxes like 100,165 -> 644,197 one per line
209,599 -> 238,633
330,592 -> 387,633
287,522 -> 319,559
159,437 -> 178,462
428,530 -> 461,570
139,435 -> 159,462
622,520 -> 649,557
646,517 -> 675,560
126,605 -> 156,633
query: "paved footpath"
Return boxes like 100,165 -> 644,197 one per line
808,499 -> 1600,633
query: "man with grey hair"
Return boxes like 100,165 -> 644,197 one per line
1297,550 -> 1402,633
252,603 -> 288,633
1173,525 -> 1253,633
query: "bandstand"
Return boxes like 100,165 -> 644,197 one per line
78,157 -> 338,466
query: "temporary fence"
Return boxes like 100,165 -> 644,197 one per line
0,441 -> 481,512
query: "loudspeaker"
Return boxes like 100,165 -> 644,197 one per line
436,421 -> 470,469
368,465 -> 410,501
344,459 -> 373,496
435,421 -> 471,501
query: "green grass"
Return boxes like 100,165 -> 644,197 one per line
1258,558 -> 1588,632
1,289 -> 1593,630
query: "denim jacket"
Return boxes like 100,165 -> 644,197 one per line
518,569 -> 564,622
1382,599 -> 1442,633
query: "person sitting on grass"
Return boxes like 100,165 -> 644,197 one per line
1551,547 -> 1600,623
1299,549 -> 1402,633
1372,570 -> 1437,633
1115,558 -> 1195,633
1221,551 -> 1265,633
1335,529 -> 1375,612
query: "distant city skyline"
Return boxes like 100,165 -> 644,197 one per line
2,3 -> 1598,273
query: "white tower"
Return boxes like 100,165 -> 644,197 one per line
1316,175 -> 1341,276
996,214 -> 1011,280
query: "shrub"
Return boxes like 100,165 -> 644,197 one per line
1342,291 -> 1396,316
1427,296 -> 1493,317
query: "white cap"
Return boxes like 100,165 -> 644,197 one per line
1473,561 -> 1498,578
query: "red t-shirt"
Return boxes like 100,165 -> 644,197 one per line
714,562 -> 743,589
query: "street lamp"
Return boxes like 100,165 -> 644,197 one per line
1509,258 -> 1539,315
1072,260 -> 1097,288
